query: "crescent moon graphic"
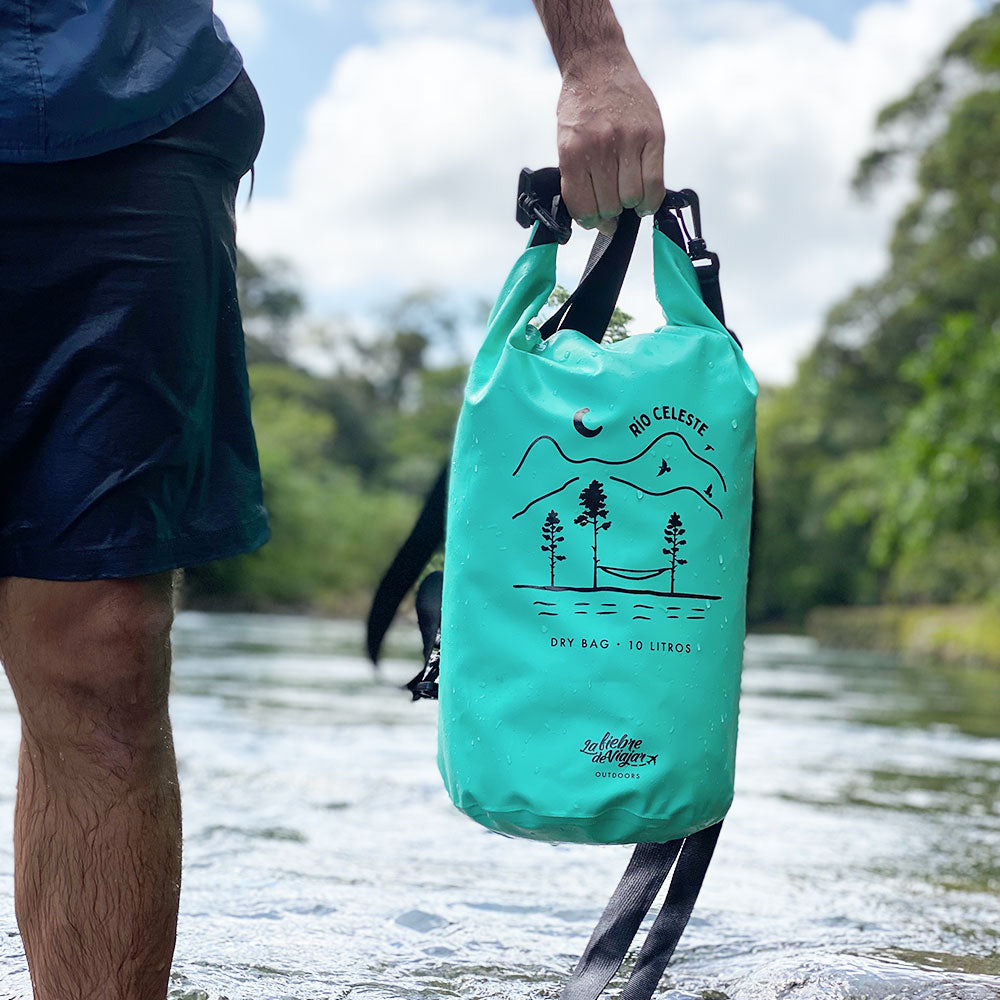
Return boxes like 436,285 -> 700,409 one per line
573,407 -> 603,438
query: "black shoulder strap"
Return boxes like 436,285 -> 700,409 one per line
366,465 -> 447,664
561,821 -> 722,1000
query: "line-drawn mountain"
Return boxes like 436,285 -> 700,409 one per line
512,476 -> 580,520
607,477 -> 722,519
512,432 -> 724,521
513,432 -> 726,490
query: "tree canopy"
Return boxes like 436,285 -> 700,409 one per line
749,3 -> 1000,620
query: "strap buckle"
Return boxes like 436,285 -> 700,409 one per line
655,188 -> 715,264
655,188 -> 736,340
516,167 -> 572,244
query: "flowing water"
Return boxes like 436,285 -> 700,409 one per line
0,613 -> 998,999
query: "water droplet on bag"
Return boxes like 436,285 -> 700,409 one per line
731,419 -> 738,429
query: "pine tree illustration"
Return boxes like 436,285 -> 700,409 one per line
662,512 -> 688,594
540,509 -> 566,587
574,480 -> 611,589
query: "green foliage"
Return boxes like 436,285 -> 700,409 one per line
183,360 -> 419,611
236,248 -> 304,358
184,267 -> 471,612
751,3 -> 1000,621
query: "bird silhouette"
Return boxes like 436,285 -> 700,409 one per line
656,458 -> 671,477
704,444 -> 715,452
705,484 -> 713,498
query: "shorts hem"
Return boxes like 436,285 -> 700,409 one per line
0,512 -> 270,581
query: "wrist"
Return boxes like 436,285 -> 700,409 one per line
558,33 -> 633,83
532,0 -> 632,79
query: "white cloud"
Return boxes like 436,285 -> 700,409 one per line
237,0 -> 977,384
214,0 -> 267,51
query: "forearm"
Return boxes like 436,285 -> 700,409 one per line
533,0 -> 665,227
531,0 -> 632,78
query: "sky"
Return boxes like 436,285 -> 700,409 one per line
215,0 -> 982,384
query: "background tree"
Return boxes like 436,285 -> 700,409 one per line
575,481 -> 611,588
663,512 -> 688,594
236,248 -> 304,360
541,509 -> 566,586
749,3 -> 1000,621
183,253 -> 472,612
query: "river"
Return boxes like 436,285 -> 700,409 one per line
0,613 -> 998,999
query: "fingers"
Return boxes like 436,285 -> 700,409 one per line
559,143 -> 637,231
618,149 -> 644,213
637,134 -> 665,217
559,131 -> 665,231
559,159 -> 600,230
589,147 -> 621,225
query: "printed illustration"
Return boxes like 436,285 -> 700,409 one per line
511,421 -> 725,621
540,510 -> 566,587
574,480 -> 611,588
663,513 -> 687,593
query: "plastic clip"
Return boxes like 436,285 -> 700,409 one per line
516,167 -> 572,244
657,188 -> 718,269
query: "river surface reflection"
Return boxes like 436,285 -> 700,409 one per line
0,614 -> 997,999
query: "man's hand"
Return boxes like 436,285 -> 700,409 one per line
533,1 -> 665,235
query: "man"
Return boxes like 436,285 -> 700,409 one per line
0,1 -> 664,997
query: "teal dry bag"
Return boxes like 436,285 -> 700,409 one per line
368,168 -> 757,1000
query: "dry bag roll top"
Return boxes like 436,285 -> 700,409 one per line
368,169 -> 757,1000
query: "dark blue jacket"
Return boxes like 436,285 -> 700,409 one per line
0,0 -> 241,162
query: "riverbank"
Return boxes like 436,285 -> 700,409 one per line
807,604 -> 1000,668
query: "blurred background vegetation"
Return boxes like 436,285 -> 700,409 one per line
183,6 -> 999,659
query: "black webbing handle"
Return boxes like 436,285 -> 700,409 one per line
539,207 -> 642,344
618,821 -> 722,1000
561,821 -> 723,1000
560,840 -> 683,1000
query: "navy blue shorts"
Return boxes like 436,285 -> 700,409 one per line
0,69 -> 270,580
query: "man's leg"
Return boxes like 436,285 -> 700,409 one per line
0,572 -> 181,1000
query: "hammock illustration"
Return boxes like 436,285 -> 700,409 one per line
598,565 -> 671,582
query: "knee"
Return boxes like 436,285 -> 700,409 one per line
0,573 -> 176,742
